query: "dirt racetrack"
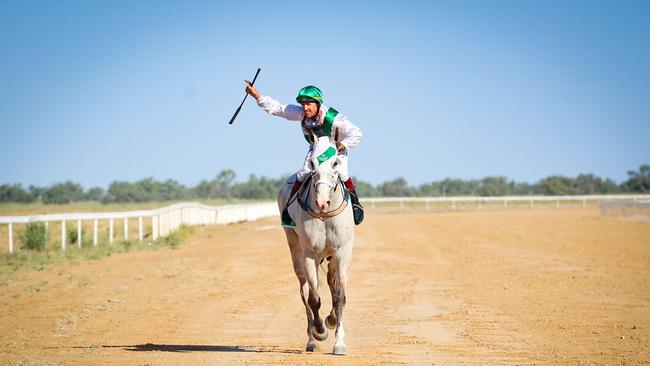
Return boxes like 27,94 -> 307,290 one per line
1,209 -> 649,365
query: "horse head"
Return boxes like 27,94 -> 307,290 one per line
305,140 -> 343,213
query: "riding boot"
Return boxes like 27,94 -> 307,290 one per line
281,179 -> 303,228
344,178 -> 364,225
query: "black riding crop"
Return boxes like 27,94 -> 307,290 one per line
227,68 -> 261,125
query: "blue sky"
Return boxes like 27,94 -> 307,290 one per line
1,0 -> 648,188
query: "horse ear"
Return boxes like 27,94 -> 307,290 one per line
309,157 -> 317,171
303,157 -> 313,171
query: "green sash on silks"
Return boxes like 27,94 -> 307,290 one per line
302,107 -> 339,144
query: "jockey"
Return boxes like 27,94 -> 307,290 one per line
244,82 -> 364,227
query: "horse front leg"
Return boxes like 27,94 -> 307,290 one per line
305,255 -> 328,344
299,279 -> 319,352
326,250 -> 351,355
326,259 -> 339,330
284,229 -> 319,352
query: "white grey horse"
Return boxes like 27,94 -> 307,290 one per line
278,140 -> 355,355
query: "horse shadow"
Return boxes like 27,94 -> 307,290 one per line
101,343 -> 301,354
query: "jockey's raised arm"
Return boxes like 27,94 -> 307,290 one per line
256,95 -> 303,121
246,81 -> 303,121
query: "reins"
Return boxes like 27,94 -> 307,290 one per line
296,172 -> 349,220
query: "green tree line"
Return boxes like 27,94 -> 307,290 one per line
1,164 -> 648,204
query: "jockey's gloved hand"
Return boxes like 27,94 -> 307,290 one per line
336,143 -> 347,154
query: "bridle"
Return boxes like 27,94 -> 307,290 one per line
315,170 -> 338,192
297,171 -> 350,220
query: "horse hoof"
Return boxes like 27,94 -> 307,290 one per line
333,345 -> 347,355
306,342 -> 318,352
325,315 -> 337,329
312,327 -> 328,341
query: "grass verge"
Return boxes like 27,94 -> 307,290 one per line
0,225 -> 195,276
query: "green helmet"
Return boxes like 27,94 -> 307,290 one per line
296,85 -> 323,104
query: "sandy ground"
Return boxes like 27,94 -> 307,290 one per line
1,209 -> 649,365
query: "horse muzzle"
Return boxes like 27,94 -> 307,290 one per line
317,200 -> 331,212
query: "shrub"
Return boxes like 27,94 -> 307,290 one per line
66,228 -> 93,247
122,240 -> 133,251
163,224 -> 194,248
20,222 -> 48,251
67,228 -> 78,245
165,232 -> 182,248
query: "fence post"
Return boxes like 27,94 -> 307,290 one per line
529,199 -> 534,209
109,218 -> 114,244
426,200 -> 430,212
138,216 -> 143,241
582,198 -> 586,208
159,213 -> 164,236
61,220 -> 66,250
124,217 -> 128,240
556,199 -> 560,209
452,199 -> 456,210
504,199 -> 508,208
8,223 -> 13,254
77,220 -> 82,247
152,215 -> 158,240
400,200 -> 404,214
93,219 -> 98,246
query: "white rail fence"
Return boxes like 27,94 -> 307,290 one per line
364,194 -> 650,212
2,195 -> 649,254
599,199 -> 650,220
0,202 -> 278,254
